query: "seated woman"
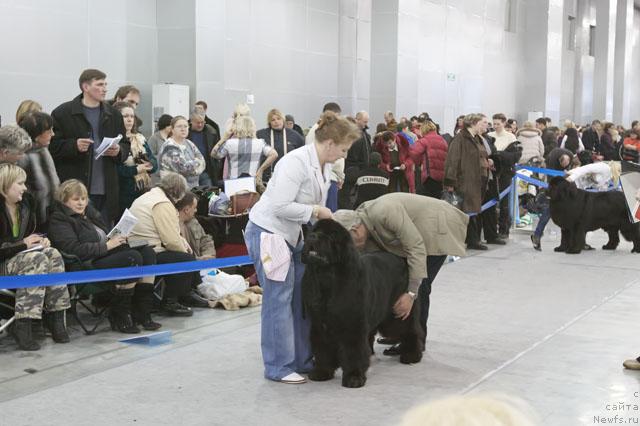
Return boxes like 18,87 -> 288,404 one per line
48,179 -> 159,333
159,116 -> 206,189
211,115 -> 278,183
17,111 -> 60,228
128,172 -> 208,315
0,163 -> 70,351
114,102 -> 158,214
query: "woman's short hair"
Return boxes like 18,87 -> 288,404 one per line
0,163 -> 27,197
18,111 -> 53,141
376,123 -> 387,133
234,115 -> 257,139
233,103 -> 251,119
522,121 -> 535,129
314,111 -> 361,146
55,179 -> 88,203
157,172 -> 188,203
492,113 -> 507,122
113,85 -> 140,103
603,122 -> 615,133
175,192 -> 198,211
421,120 -> 437,134
0,125 -> 32,154
157,114 -> 173,131
381,131 -> 396,142
15,100 -> 43,123
266,109 -> 285,126
463,113 -> 486,129
170,116 -> 188,128
333,209 -> 363,231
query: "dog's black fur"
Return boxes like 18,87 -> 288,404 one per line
301,219 -> 424,388
548,176 -> 640,254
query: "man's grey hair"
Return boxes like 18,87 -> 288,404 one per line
333,209 -> 362,231
190,107 -> 205,120
157,172 -> 188,203
0,125 -> 32,153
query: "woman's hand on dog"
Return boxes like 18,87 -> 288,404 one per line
393,293 -> 414,320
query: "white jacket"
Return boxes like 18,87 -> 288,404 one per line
516,129 -> 545,164
249,144 -> 331,246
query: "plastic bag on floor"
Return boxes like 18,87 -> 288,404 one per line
197,269 -> 248,300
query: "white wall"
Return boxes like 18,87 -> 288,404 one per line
0,0 -> 158,132
0,0 -> 638,134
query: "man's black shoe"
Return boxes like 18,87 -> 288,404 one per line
180,290 -> 210,308
383,344 -> 402,356
161,301 -> 193,317
486,238 -> 506,245
467,243 -> 488,250
531,234 -> 541,251
377,337 -> 399,345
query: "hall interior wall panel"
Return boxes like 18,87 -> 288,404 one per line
195,26 -> 225,84
560,50 -> 577,122
629,8 -> 640,122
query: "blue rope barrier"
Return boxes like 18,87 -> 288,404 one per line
0,255 -> 253,290
515,165 -> 566,177
467,185 -> 512,217
514,173 -> 549,189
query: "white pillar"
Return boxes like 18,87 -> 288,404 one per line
613,0 -> 634,125
593,0 -> 617,121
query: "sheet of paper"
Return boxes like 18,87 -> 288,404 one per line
94,134 -> 123,159
20,244 -> 44,254
107,208 -> 138,239
224,176 -> 256,197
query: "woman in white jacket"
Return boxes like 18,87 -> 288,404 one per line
516,122 -> 545,164
244,112 -> 360,384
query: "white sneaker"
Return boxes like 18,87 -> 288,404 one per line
280,373 -> 307,384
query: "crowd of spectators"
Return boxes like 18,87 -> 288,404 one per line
0,67 -> 637,362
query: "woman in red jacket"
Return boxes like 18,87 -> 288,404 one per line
374,131 -> 415,193
410,120 -> 448,199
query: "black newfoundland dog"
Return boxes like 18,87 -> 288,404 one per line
548,176 -> 640,254
301,219 -> 424,388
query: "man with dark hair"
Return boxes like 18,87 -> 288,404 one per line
194,100 -> 221,137
581,119 -> 602,152
536,117 -> 558,157
50,68 -> 129,225
188,108 -> 221,186
487,113 -> 517,240
322,102 -> 341,114
111,85 -> 141,109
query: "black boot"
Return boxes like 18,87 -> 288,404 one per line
109,288 -> 140,334
11,318 -> 40,351
161,298 -> 193,317
133,284 -> 162,331
44,310 -> 70,343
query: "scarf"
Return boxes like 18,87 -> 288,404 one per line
124,133 -> 151,191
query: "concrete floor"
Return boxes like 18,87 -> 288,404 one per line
1,224 -> 640,426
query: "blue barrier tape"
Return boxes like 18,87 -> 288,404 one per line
467,185 -> 512,217
0,255 -> 253,290
515,173 -> 549,188
515,165 -> 566,177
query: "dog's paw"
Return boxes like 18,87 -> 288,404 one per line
602,244 -> 617,250
308,368 -> 335,382
400,351 -> 423,364
565,248 -> 582,254
631,247 -> 640,253
342,374 -> 366,388
553,246 -> 566,252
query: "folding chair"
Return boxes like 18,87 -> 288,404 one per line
61,253 -> 111,335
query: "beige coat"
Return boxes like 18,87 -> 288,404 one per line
129,187 -> 185,253
356,193 -> 469,292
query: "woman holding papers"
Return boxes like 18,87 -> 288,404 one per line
243,111 -> 360,384
0,163 -> 70,351
113,102 -> 158,215
48,179 -> 159,334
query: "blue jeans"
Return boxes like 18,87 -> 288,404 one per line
244,221 -> 313,380
326,180 -> 338,212
534,206 -> 551,237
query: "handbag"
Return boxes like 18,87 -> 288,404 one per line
441,190 -> 464,210
230,190 -> 260,214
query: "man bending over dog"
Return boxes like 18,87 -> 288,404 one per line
334,192 -> 468,354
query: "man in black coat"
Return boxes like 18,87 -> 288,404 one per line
581,120 -> 601,152
188,110 -> 221,187
341,111 -> 372,208
194,100 -> 221,138
49,69 -> 129,225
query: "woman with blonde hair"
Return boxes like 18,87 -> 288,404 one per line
256,108 -> 305,182
516,121 -> 545,164
48,179 -> 159,333
0,163 -> 70,350
211,115 -> 278,181
113,101 -> 157,214
244,111 -> 360,384
15,100 -> 42,123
